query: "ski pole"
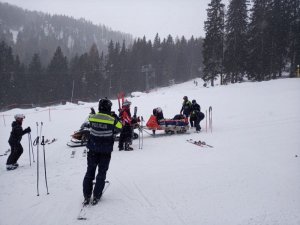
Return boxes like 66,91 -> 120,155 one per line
41,136 -> 49,195
29,132 -> 35,162
36,122 -> 40,196
209,106 -> 212,133
141,116 -> 144,149
40,122 -> 43,138
28,133 -> 32,166
205,110 -> 207,133
138,124 -> 141,149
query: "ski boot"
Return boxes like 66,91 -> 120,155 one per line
83,197 -> 90,206
91,197 -> 100,205
124,143 -> 133,151
6,164 -> 18,171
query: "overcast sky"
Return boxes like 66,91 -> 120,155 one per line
3,0 -> 229,40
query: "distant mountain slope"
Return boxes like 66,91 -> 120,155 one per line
0,2 -> 133,65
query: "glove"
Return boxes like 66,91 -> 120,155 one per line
90,107 -> 95,114
24,126 -> 31,133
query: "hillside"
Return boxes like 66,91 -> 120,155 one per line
0,78 -> 300,225
0,2 -> 133,65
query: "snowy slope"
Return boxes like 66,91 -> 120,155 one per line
0,78 -> 300,225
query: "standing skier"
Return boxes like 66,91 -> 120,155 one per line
180,96 -> 192,118
6,114 -> 31,170
118,100 -> 134,151
83,98 -> 122,205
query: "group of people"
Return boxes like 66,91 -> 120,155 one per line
5,95 -> 205,206
153,96 -> 205,132
180,96 -> 205,132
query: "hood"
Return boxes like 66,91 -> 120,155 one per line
12,120 -> 21,128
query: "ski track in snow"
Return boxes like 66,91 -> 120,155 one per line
0,78 -> 300,225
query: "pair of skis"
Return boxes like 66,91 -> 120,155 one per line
186,139 -> 213,148
34,122 -> 50,196
77,181 -> 110,220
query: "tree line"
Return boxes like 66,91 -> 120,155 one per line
0,2 -> 133,66
0,34 -> 203,109
203,0 -> 300,86
1,0 -> 299,110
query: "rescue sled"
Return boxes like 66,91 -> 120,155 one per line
145,114 -> 189,135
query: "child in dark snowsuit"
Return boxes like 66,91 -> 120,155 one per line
6,114 -> 31,170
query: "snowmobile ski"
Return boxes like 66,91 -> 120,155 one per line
67,141 -> 86,148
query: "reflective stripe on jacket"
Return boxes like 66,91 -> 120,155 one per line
87,112 -> 122,153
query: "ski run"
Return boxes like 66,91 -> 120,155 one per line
0,78 -> 300,225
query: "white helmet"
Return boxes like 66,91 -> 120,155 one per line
122,100 -> 131,107
14,114 -> 25,120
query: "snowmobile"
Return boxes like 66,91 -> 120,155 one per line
67,120 -> 139,148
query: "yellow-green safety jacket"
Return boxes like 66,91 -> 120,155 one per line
87,112 -> 122,153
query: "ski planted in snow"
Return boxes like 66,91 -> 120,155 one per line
186,139 -> 213,148
77,181 -> 111,220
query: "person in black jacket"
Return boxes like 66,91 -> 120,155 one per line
190,100 -> 205,132
190,100 -> 200,127
180,96 -> 192,118
6,114 -> 31,170
83,98 -> 122,205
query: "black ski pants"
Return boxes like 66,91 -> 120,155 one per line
194,112 -> 205,131
118,125 -> 132,148
83,151 -> 111,199
6,143 -> 23,165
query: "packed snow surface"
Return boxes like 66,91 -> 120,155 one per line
0,78 -> 299,225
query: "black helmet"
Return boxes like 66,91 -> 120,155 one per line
192,99 -> 196,104
183,96 -> 188,100
98,98 -> 112,112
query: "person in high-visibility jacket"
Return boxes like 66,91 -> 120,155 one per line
83,98 -> 122,206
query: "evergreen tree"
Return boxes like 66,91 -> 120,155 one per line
88,43 -> 102,100
105,40 -> 116,97
174,36 -> 189,83
224,0 -> 249,83
203,0 -> 225,86
247,0 -> 273,81
187,36 -> 203,80
47,46 -> 69,102
28,53 -> 43,104
152,33 -> 162,87
119,40 -> 129,92
286,0 -> 300,77
0,41 -> 15,107
266,0 -> 290,79
161,35 -> 176,86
